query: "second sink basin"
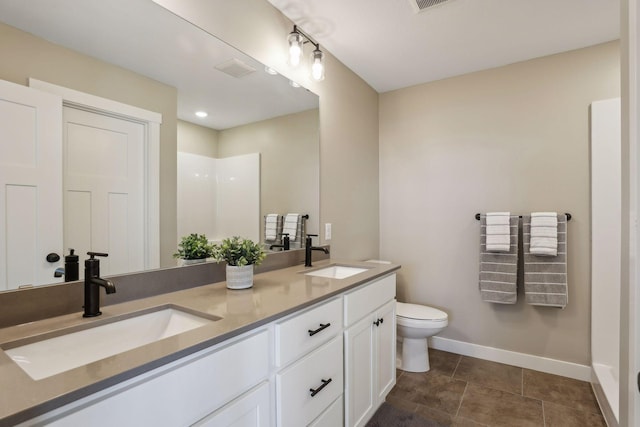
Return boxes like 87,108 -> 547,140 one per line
3,305 -> 219,380
304,265 -> 370,279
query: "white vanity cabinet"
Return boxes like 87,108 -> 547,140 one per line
274,296 -> 344,427
343,274 -> 396,427
20,329 -> 270,427
16,270 -> 398,427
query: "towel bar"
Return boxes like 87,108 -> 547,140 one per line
474,213 -> 572,221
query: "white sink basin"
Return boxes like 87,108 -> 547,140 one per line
3,306 -> 219,380
304,265 -> 370,279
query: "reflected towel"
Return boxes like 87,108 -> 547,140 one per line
264,214 -> 282,242
479,214 -> 519,304
282,213 -> 300,240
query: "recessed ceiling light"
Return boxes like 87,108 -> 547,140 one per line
265,66 -> 278,75
289,80 -> 301,88
195,111 -> 208,118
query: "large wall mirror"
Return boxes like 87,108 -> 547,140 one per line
0,0 -> 319,291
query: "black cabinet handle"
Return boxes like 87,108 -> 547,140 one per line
373,319 -> 379,326
308,323 -> 330,336
379,317 -> 384,324
309,378 -> 332,397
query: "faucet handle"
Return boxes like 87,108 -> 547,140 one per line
87,251 -> 109,259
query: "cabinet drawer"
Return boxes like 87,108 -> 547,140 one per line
309,396 -> 344,427
275,297 -> 342,367
276,336 -> 344,427
344,274 -> 396,326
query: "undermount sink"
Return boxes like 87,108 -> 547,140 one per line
304,265 -> 370,279
3,306 -> 219,380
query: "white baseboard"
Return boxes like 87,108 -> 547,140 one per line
429,336 -> 591,382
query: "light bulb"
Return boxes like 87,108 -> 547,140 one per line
310,48 -> 325,81
287,31 -> 303,67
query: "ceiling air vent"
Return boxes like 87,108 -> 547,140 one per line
214,58 -> 256,78
409,0 -> 451,13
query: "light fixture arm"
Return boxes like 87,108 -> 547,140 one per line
291,25 -> 320,50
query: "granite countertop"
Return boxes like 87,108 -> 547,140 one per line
0,259 -> 400,426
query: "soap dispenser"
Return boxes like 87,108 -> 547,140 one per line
64,248 -> 79,282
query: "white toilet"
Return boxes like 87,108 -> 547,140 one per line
396,302 -> 448,372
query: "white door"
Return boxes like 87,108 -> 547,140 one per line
0,80 -> 62,290
63,106 -> 144,276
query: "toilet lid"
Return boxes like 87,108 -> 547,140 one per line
397,302 -> 447,321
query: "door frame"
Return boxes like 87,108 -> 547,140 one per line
29,78 -> 161,270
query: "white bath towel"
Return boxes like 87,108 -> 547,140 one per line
530,212 -> 558,256
485,212 -> 511,252
283,213 -> 300,240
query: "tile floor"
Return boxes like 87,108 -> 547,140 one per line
386,348 -> 607,427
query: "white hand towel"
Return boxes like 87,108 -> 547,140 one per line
486,234 -> 510,252
486,212 -> 510,226
485,212 -> 512,253
486,224 -> 510,235
530,212 -> 558,256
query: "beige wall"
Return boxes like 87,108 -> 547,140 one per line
177,120 -> 219,157
154,0 -> 381,261
218,109 -> 320,240
379,41 -> 620,365
0,22 -> 178,268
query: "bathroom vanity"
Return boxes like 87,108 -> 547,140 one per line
0,259 -> 399,427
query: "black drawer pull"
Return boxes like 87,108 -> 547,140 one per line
373,318 -> 384,327
308,323 -> 331,336
310,378 -> 332,397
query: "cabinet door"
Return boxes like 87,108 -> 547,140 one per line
192,382 -> 270,427
375,299 -> 396,402
344,315 -> 375,427
309,396 -> 343,427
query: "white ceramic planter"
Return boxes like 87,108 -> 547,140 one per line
226,264 -> 254,290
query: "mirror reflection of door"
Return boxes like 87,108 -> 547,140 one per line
63,107 -> 145,276
0,80 -> 63,290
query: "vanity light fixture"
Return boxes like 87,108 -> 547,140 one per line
195,111 -> 208,118
287,25 -> 325,81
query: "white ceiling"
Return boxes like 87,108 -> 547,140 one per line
267,0 -> 621,93
0,0 -> 318,130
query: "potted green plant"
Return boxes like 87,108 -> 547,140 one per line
174,233 -> 214,265
212,236 -> 266,289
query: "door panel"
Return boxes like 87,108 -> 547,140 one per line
0,80 -> 62,290
63,107 -> 144,275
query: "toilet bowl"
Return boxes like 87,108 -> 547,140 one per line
396,302 -> 448,372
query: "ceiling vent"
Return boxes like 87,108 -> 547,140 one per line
409,0 -> 451,13
214,58 -> 256,78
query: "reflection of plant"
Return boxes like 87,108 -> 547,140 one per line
212,236 -> 266,267
173,233 -> 214,260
